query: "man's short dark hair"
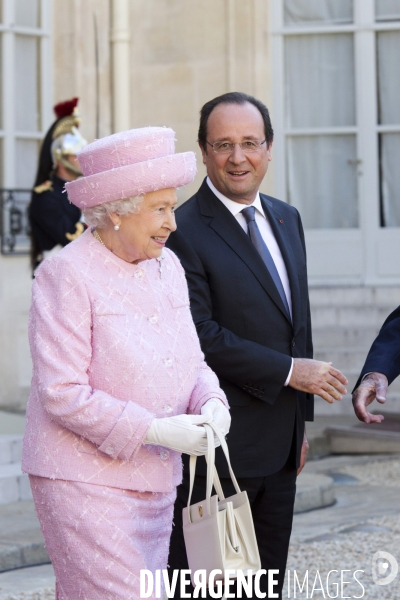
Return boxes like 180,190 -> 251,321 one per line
198,92 -> 274,152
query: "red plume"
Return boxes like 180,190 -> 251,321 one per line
53,97 -> 79,119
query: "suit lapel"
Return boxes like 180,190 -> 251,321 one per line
196,181 -> 292,323
261,195 -> 301,331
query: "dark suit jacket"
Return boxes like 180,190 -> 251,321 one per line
167,179 -> 314,478
354,305 -> 400,390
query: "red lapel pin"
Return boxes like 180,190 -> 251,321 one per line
279,219 -> 284,224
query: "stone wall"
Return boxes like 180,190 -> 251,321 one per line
53,0 -> 274,201
0,256 -> 32,411
129,0 -> 273,201
53,0 -> 112,144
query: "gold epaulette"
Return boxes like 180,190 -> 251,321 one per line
65,221 -> 85,241
33,180 -> 53,194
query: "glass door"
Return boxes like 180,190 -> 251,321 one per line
271,0 -> 400,285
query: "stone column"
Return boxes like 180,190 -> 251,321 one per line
110,0 -> 131,132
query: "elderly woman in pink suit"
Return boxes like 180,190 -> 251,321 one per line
22,127 -> 230,599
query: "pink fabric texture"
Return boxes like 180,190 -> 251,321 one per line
65,127 -> 197,209
22,228 -> 227,492
77,127 -> 176,176
29,475 -> 176,599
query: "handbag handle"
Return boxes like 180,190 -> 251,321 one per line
187,422 -> 242,522
208,422 -> 241,497
188,423 -> 215,520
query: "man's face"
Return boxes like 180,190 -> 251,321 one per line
200,102 -> 272,205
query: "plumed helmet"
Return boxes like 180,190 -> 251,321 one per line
33,98 -> 88,187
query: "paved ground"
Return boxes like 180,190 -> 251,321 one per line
0,565 -> 54,600
286,453 -> 400,599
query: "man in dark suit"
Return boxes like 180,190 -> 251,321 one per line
352,306 -> 400,424
167,92 -> 347,599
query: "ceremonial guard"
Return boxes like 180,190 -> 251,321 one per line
29,97 -> 87,272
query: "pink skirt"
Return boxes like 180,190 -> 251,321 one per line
29,475 -> 176,600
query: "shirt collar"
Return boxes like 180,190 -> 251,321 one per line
206,176 -> 265,218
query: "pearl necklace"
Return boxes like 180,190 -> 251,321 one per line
92,229 -> 105,246
92,228 -> 164,278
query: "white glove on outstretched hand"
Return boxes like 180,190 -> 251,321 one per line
144,414 -> 212,456
201,399 -> 231,436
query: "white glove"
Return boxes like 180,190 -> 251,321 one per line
201,399 -> 231,436
144,414 -> 213,456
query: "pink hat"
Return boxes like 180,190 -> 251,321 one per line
65,127 -> 197,209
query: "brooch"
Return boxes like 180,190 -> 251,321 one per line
157,255 -> 164,279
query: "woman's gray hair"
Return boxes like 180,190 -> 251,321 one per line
83,195 -> 144,228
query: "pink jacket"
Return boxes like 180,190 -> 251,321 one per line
22,229 -> 227,492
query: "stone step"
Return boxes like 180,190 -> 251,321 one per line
313,390 -> 400,416
309,286 -> 400,307
0,501 -> 49,573
0,463 -> 32,504
294,473 -> 335,513
0,412 -> 25,436
313,365 -> 400,391
312,353 -> 400,384
326,425 -> 400,454
310,305 -> 396,328
313,348 -> 370,371
0,435 -> 23,466
313,395 -> 355,416
0,564 -> 55,599
311,326 -> 380,349
306,433 -> 330,459
307,413 -> 400,454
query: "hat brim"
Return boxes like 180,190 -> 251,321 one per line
65,152 -> 197,209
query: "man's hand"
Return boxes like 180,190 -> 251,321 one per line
352,372 -> 388,424
289,358 -> 348,403
297,433 -> 309,476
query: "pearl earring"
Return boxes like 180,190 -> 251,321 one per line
114,224 -> 120,231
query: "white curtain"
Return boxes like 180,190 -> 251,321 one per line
381,134 -> 400,227
16,140 -> 40,188
377,31 -> 400,125
285,31 -> 357,228
375,0 -> 400,21
15,35 -> 40,132
285,34 -> 355,128
284,0 -> 353,27
377,30 -> 400,225
287,135 -> 358,229
15,0 -> 39,28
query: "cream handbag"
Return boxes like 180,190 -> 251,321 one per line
182,422 -> 261,585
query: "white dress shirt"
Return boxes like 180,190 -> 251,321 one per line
206,177 -> 294,385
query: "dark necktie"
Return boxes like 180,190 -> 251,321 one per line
241,205 -> 291,319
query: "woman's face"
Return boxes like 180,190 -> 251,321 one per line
111,188 -> 178,263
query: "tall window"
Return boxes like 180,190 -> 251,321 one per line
271,0 -> 400,283
1,0 -> 52,189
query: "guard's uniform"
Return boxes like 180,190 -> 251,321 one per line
29,175 -> 84,259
